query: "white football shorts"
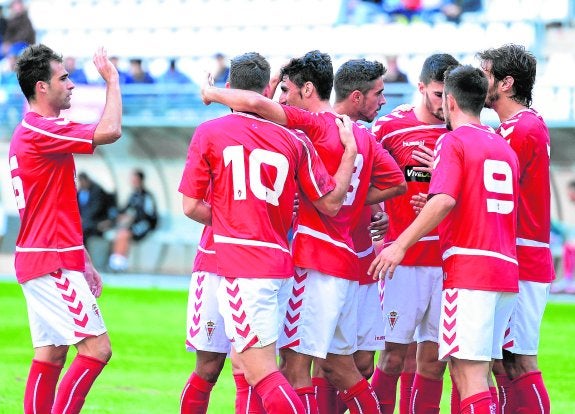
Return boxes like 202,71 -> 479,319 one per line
217,276 -> 292,353
438,288 -> 517,361
380,265 -> 443,344
185,271 -> 230,354
278,267 -> 359,359
503,280 -> 550,355
357,282 -> 385,351
22,269 -> 107,348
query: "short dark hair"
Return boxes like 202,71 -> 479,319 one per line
229,52 -> 270,93
476,44 -> 536,107
334,59 -> 386,102
419,53 -> 460,85
134,169 -> 145,181
280,50 -> 333,101
15,44 -> 62,101
444,65 -> 488,116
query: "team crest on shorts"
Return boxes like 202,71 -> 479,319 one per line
205,320 -> 216,343
92,304 -> 101,320
387,311 -> 399,330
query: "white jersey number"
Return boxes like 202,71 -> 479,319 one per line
484,159 -> 514,214
224,145 -> 289,206
9,155 -> 26,209
343,154 -> 364,206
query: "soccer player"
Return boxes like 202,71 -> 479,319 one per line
9,44 -> 122,414
370,53 -> 459,414
478,43 -> 553,414
202,50 -> 406,414
370,64 -> 520,414
180,51 -> 358,414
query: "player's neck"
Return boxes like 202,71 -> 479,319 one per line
493,98 -> 526,123
333,102 -> 358,122
28,102 -> 60,118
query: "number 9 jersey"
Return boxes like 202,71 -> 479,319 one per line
429,123 -> 520,292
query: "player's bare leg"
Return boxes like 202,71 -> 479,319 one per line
230,349 -> 265,414
372,341 -> 409,413
50,334 -> 111,414
180,350 -> 227,414
399,342 -> 417,414
280,348 -> 318,413
318,353 -> 380,414
502,352 -> 550,414
354,350 -> 376,380
237,344 -> 305,413
449,358 -> 495,414
410,341 -> 446,414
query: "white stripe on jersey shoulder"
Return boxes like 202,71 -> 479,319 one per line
462,123 -> 496,134
232,112 -> 326,197
378,124 -> 447,143
293,225 -> 356,255
442,246 -> 518,265
213,234 -> 291,254
22,118 -> 92,144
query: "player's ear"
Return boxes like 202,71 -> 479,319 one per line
303,81 -> 314,98
501,75 -> 514,92
351,90 -> 362,104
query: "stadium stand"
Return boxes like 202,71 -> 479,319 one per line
0,0 -> 574,274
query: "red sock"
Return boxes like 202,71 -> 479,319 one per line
296,386 -> 319,414
512,371 -> 550,414
340,378 -> 380,414
335,392 -> 348,414
24,359 -> 63,414
410,373 -> 443,414
489,386 -> 499,413
180,372 -> 215,414
494,374 -> 513,414
371,367 -> 400,414
399,372 -> 415,414
254,370 -> 305,414
450,374 -> 460,414
52,354 -> 106,414
460,391 -> 495,414
312,377 -> 337,414
233,373 -> 265,414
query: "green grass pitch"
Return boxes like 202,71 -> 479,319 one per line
1,281 -> 574,413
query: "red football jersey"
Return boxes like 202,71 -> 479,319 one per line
430,124 -> 520,292
498,109 -> 554,283
9,112 -> 96,283
372,108 -> 446,266
354,206 -> 376,285
192,226 -> 217,274
282,106 -> 404,280
179,112 -> 336,279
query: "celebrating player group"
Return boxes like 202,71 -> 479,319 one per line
9,41 -> 552,414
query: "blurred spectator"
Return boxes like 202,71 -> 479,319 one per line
383,55 -> 409,83
0,6 -> 8,46
110,56 -> 128,84
213,52 -> 229,86
157,58 -> 192,84
440,0 -> 483,24
77,172 -> 117,247
64,56 -> 89,85
125,58 -> 155,84
384,0 -> 423,22
2,0 -> 35,59
108,169 -> 158,273
551,180 -> 575,294
0,50 -> 18,84
343,0 -> 386,24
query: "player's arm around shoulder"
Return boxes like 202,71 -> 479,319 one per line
312,115 -> 357,217
93,47 -> 122,146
